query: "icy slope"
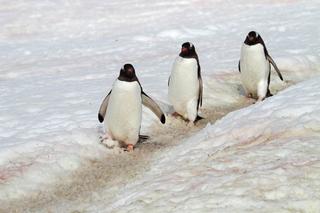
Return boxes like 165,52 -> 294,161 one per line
104,77 -> 320,213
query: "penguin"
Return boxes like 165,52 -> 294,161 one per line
98,64 -> 166,151
168,42 -> 203,123
238,31 -> 283,101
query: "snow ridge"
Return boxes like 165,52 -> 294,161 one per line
107,77 -> 320,213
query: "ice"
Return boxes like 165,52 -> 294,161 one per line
1,0 -> 320,212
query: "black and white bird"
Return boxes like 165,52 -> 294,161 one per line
239,31 -> 283,101
168,42 -> 203,123
98,64 -> 166,151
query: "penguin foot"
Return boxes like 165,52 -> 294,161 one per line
172,112 -> 201,125
125,144 -> 134,152
172,112 -> 188,122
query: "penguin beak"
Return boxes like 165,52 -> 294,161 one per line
248,36 -> 254,41
181,47 -> 188,55
126,68 -> 134,78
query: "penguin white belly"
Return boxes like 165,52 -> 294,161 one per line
106,80 -> 142,145
169,57 -> 199,120
240,44 -> 269,98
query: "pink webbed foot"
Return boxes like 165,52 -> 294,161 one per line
125,144 -> 134,152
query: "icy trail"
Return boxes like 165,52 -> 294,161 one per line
1,71 -> 253,211
1,67 -> 317,212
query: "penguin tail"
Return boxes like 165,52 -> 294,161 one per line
194,115 -> 204,123
266,89 -> 273,98
138,135 -> 150,143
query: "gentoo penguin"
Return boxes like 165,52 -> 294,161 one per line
98,64 -> 166,151
238,31 -> 283,101
168,42 -> 203,123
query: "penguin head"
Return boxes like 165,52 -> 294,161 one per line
179,42 -> 196,57
245,31 -> 261,45
118,64 -> 137,81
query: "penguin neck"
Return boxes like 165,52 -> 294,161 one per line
118,75 -> 138,82
179,52 -> 199,61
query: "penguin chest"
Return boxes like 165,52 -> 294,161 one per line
106,80 -> 142,141
169,57 -> 199,110
240,44 -> 269,92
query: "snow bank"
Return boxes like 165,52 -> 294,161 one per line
0,128 -> 108,199
104,77 -> 320,212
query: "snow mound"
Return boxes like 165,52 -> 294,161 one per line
105,77 -> 320,212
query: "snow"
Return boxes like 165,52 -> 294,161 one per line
0,0 -> 320,212
105,77 -> 320,212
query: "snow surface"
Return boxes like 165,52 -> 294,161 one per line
0,0 -> 320,212
104,77 -> 320,213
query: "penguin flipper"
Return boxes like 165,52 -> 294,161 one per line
238,60 -> 241,72
197,65 -> 203,110
168,76 -> 170,87
198,75 -> 203,110
142,91 -> 166,124
267,55 -> 283,81
98,90 -> 112,123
